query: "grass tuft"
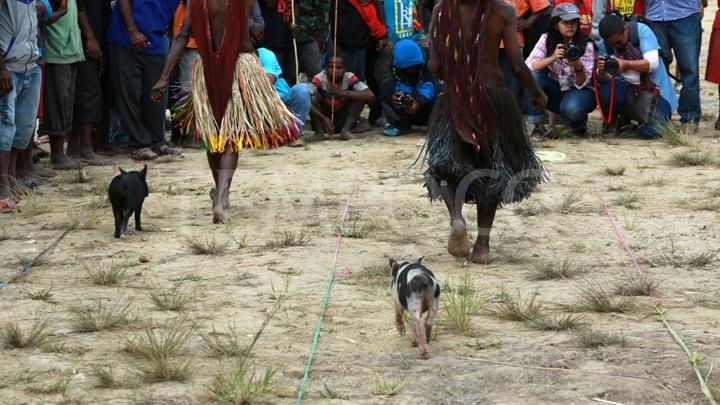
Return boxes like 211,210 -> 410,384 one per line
575,282 -> 633,313
209,359 -> 276,404
670,150 -> 714,167
71,301 -> 134,332
90,365 -> 120,388
147,288 -> 194,312
493,289 -> 543,321
612,192 -> 641,209
184,234 -> 229,255
576,328 -> 627,348
614,274 -> 663,296
556,188 -> 587,214
1,319 -> 48,349
512,201 -> 550,217
85,260 -> 128,286
26,286 -> 53,302
659,123 -> 696,147
372,378 -> 408,397
443,270 -> 485,333
125,320 -> 193,382
19,191 -> 52,217
199,324 -> 246,357
531,257 -> 578,280
265,231 -> 311,248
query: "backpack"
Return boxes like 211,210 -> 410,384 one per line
625,15 -> 674,71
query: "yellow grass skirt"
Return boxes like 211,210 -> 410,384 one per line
174,53 -> 300,153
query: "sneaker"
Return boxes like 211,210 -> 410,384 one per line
382,127 -> 411,137
530,126 -> 549,141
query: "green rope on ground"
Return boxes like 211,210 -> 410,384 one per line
656,306 -> 718,405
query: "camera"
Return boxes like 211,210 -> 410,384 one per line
604,58 -> 620,75
399,93 -> 415,108
564,44 -> 583,62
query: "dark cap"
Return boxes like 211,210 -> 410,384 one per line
551,3 -> 581,21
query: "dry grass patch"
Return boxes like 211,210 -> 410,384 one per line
512,200 -> 550,217
1,319 -> 48,349
670,150 -> 714,167
576,328 -> 627,348
26,286 -> 53,302
209,360 -> 277,404
574,282 -> 633,313
184,234 -> 229,255
659,123 -> 696,147
125,320 -> 193,382
18,190 -> 52,217
372,378 -> 408,397
147,287 -> 194,311
604,165 -> 626,176
614,274 -> 663,297
85,260 -> 128,286
443,270 -> 485,333
612,192 -> 641,209
200,324 -> 246,357
336,210 -> 377,239
72,301 -> 135,332
526,314 -> 584,331
493,289 -> 543,321
265,231 -> 311,248
90,365 -> 120,388
531,257 -> 578,280
556,188 -> 588,214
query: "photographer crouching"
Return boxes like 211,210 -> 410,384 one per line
525,3 -> 596,140
596,14 -> 677,139
380,40 -> 438,137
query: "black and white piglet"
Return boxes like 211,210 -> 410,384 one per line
108,165 -> 148,238
390,257 -> 440,359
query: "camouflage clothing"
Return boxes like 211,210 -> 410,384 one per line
296,0 -> 330,43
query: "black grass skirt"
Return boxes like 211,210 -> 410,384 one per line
424,88 -> 546,210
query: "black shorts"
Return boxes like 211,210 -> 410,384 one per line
73,58 -> 103,124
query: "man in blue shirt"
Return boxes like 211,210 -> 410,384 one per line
257,48 -> 312,145
380,40 -> 436,136
106,0 -> 180,160
645,0 -> 702,133
596,14 -> 677,139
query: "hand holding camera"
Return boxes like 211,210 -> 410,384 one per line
598,56 -> 622,75
393,92 -> 419,113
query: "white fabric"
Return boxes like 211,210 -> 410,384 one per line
644,49 -> 659,72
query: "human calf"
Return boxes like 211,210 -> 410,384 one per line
390,257 -> 440,359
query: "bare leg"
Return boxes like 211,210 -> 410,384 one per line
22,128 -> 56,178
395,306 -> 406,336
77,124 -> 111,165
212,150 -> 238,224
439,181 -> 470,257
339,100 -> 364,140
49,135 -> 81,170
0,150 -> 15,202
470,204 -> 497,264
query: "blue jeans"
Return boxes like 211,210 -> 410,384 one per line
598,76 -> 672,139
527,71 -> 596,133
282,84 -> 312,134
0,67 -> 42,151
651,13 -> 702,123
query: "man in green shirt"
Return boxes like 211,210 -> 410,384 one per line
39,0 -> 85,170
293,0 -> 330,79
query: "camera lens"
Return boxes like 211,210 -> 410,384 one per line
565,44 -> 582,62
604,58 -> 620,75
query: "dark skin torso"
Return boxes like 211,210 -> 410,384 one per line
429,0 -> 544,103
207,0 -> 227,52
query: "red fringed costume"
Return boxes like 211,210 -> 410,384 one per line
176,0 -> 300,152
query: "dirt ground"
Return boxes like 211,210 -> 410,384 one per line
2,8 -> 720,405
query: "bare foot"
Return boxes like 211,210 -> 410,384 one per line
0,187 -> 17,203
28,164 -> 56,178
80,152 -> 112,166
212,205 -> 225,224
419,345 -> 430,359
51,156 -> 83,170
339,130 -> 355,141
209,188 -> 230,209
448,220 -> 470,257
469,242 -> 491,265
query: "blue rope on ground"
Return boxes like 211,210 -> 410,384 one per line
0,228 -> 72,290
295,181 -> 357,404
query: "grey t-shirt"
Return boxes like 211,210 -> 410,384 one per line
0,0 -> 39,73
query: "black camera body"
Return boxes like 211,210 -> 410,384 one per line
564,44 -> 583,62
604,57 -> 620,75
399,93 -> 415,108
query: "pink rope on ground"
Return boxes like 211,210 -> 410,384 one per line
332,180 -> 357,274
595,189 -> 645,279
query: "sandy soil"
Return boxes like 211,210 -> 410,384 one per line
1,7 -> 720,405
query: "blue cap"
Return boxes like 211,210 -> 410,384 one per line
393,40 -> 424,69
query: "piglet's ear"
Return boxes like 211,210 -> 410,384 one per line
415,256 -> 424,265
389,258 -> 399,277
119,168 -> 127,175
141,164 -> 147,179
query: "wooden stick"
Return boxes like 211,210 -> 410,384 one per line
330,0 -> 339,126
591,398 -> 626,405
291,0 -> 299,82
